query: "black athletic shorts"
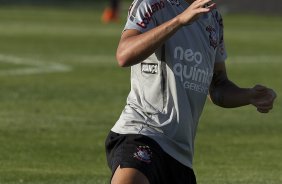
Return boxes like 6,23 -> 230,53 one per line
105,131 -> 197,184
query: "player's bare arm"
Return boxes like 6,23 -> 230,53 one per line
209,62 -> 277,113
116,0 -> 216,67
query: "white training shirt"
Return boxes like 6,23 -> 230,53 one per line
111,0 -> 227,168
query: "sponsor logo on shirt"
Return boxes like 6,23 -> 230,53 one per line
136,0 -> 165,29
173,46 -> 213,94
141,63 -> 158,74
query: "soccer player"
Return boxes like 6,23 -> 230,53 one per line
105,0 -> 277,183
101,0 -> 121,23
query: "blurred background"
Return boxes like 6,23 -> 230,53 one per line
0,0 -> 281,184
0,0 -> 281,13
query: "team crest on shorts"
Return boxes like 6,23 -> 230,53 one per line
133,145 -> 153,164
206,25 -> 218,49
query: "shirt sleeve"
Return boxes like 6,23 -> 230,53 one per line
215,11 -> 227,63
124,0 -> 164,33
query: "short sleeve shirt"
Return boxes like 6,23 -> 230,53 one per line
112,0 -> 227,168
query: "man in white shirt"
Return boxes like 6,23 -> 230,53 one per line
105,0 -> 277,183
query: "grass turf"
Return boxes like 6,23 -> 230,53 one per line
0,6 -> 281,184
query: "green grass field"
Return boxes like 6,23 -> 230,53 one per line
0,6 -> 281,184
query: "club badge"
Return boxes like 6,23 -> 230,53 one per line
133,145 -> 153,164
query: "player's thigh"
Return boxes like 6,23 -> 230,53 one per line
111,165 -> 150,184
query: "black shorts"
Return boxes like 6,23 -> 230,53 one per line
105,131 -> 197,184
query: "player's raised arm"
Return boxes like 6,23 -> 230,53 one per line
209,62 -> 277,113
116,0 -> 216,67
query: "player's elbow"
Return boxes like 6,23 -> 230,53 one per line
116,51 -> 136,67
116,49 -> 130,67
209,90 -> 226,107
116,56 -> 126,67
115,53 -> 126,67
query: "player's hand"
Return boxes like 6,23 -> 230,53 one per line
177,0 -> 216,26
249,85 -> 277,113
